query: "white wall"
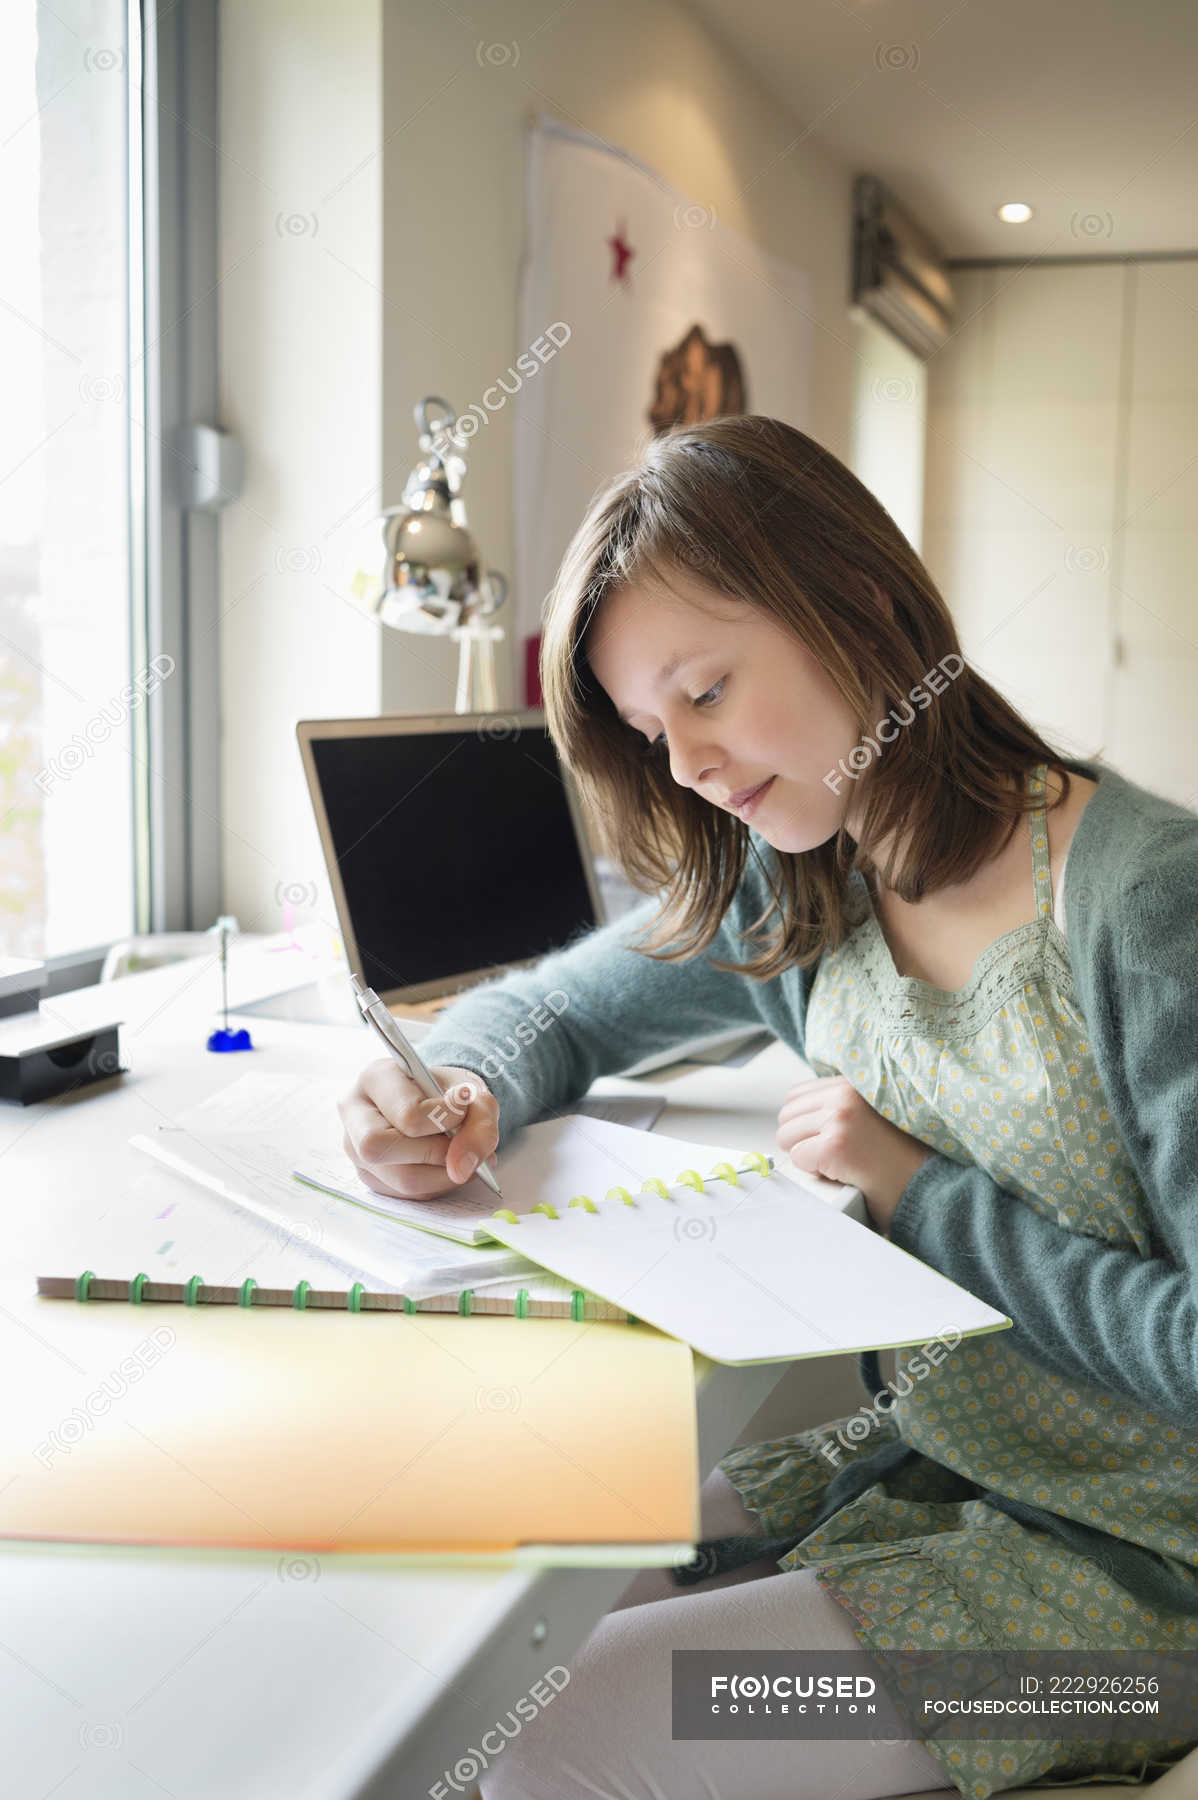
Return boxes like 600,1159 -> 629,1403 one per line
1107,260 -> 1198,806
923,259 -> 1198,807
219,0 -> 884,925
219,0 -> 383,937
849,310 -> 927,556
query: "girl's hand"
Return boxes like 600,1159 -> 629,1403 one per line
776,1075 -> 933,1234
337,1061 -> 499,1200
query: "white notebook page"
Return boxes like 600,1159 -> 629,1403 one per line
484,1160 -> 1012,1365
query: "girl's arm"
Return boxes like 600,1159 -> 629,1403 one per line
416,874 -> 772,1153
887,824 -> 1198,1431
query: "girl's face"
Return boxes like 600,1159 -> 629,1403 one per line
587,574 -> 866,854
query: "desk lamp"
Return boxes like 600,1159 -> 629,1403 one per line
350,397 -> 508,713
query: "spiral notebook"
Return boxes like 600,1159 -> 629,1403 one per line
41,1119 -> 1011,1364
478,1132 -> 1012,1365
80,1114 -> 794,1326
36,1270 -> 636,1322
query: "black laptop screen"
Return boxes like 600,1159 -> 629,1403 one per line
308,725 -> 600,997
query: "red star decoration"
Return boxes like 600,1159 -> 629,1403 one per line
607,222 -> 635,283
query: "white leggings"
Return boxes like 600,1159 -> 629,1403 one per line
478,1465 -> 955,1800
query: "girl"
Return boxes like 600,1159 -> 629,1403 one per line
338,414 -> 1198,1800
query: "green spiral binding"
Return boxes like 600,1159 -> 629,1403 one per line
239,1278 -> 257,1307
488,1152 -> 771,1232
75,1270 -> 94,1301
458,1289 -> 473,1316
480,1152 -> 770,1336
129,1272 -> 149,1303
183,1275 -> 204,1305
293,1280 -> 310,1310
347,1283 -> 363,1312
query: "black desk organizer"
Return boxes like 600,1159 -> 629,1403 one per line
0,961 -> 123,1105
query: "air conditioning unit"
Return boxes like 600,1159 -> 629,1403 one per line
852,174 -> 955,359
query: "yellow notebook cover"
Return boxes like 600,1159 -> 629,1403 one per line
0,1297 -> 699,1564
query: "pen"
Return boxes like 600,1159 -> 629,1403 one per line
349,974 -> 504,1199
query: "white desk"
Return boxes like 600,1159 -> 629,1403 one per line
0,943 -> 844,1799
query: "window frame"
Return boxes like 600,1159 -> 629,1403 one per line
138,0 -> 224,939
42,0 -> 224,992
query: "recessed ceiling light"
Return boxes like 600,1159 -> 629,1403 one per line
997,201 -> 1033,224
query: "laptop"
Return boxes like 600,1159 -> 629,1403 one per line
296,710 -> 605,1008
281,710 -> 772,1072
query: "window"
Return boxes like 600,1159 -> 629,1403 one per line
0,2 -> 140,961
1,1 -> 224,979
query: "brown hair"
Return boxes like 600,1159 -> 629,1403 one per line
540,413 -> 1078,980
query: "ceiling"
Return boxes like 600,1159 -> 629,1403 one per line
683,0 -> 1198,260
